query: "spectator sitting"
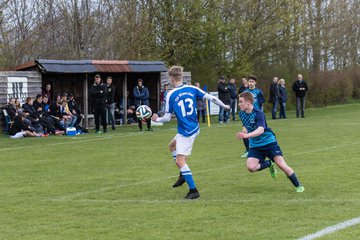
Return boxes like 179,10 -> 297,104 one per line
60,100 -> 77,128
5,98 -> 17,121
8,112 -> 44,138
15,98 -> 22,112
68,93 -> 83,128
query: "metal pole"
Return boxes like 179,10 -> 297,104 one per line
123,73 -> 127,125
84,73 -> 89,128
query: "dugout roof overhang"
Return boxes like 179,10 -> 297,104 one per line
14,59 -> 168,73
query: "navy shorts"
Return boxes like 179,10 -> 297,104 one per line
248,142 -> 283,162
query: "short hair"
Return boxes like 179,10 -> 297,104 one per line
95,74 -> 101,79
25,97 -> 32,103
248,76 -> 257,81
107,76 -> 112,80
137,78 -> 143,83
168,66 -> 183,82
279,79 -> 285,85
239,92 -> 254,104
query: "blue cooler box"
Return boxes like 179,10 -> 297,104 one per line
66,127 -> 76,136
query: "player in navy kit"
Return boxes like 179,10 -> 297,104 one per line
240,76 -> 265,158
237,92 -> 305,192
152,66 -> 230,199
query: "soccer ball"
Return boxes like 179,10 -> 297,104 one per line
136,105 -> 152,121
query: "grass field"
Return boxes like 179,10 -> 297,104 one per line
1,103 -> 360,239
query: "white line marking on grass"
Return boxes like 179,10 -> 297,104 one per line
51,163 -> 238,201
56,198 -> 360,205
50,141 -> 360,202
298,216 -> 360,240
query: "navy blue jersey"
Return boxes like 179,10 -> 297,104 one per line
243,88 -> 265,110
165,84 -> 206,137
239,108 -> 276,148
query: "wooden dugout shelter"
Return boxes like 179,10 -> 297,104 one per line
14,59 -> 168,127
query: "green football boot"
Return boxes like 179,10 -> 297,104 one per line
241,151 -> 248,158
295,185 -> 305,193
269,160 -> 277,179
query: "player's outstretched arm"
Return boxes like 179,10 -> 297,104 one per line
236,126 -> 264,139
152,112 -> 171,123
203,93 -> 230,110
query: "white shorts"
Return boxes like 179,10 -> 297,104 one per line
10,132 -> 26,139
174,130 -> 200,156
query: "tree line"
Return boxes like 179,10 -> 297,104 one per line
0,0 -> 359,106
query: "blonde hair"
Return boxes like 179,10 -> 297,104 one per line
279,79 -> 285,85
168,66 -> 183,82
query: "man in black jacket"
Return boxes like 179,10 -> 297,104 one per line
105,76 -> 116,130
217,76 -> 230,123
68,93 -> 83,128
269,77 -> 280,119
90,74 -> 107,133
228,78 -> 237,121
292,74 -> 309,118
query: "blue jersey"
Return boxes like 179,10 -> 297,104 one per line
243,88 -> 265,110
165,84 -> 206,137
239,108 -> 276,148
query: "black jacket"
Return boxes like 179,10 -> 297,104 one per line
90,82 -> 107,105
8,116 -> 30,136
217,81 -> 230,105
228,83 -> 237,99
279,86 -> 287,103
292,80 -> 309,98
269,83 -> 280,103
5,104 -> 17,121
68,99 -> 82,114
106,84 -> 115,104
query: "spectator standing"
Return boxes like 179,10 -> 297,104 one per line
42,83 -> 52,102
238,78 -> 248,94
292,74 -> 309,118
90,74 -> 107,133
269,77 -> 280,119
133,79 -> 152,131
217,76 -> 230,123
105,76 -> 116,130
159,83 -> 169,116
278,79 -> 287,119
195,82 -> 206,123
228,78 -> 237,121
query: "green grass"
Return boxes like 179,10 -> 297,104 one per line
1,103 -> 360,239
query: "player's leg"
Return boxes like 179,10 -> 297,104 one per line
175,133 -> 200,199
169,138 -> 185,188
246,157 -> 271,172
247,147 -> 270,172
241,138 -> 249,158
176,154 -> 199,199
273,155 -> 305,192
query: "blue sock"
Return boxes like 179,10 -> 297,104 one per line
180,165 -> 196,190
171,151 -> 176,161
288,172 -> 300,187
258,160 -> 271,171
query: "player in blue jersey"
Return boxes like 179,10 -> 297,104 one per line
240,76 -> 265,158
237,92 -> 305,192
152,66 -> 230,199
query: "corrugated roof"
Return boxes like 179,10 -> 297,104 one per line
14,59 -> 168,73
92,60 -> 131,72
128,61 -> 168,72
36,59 -> 96,73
